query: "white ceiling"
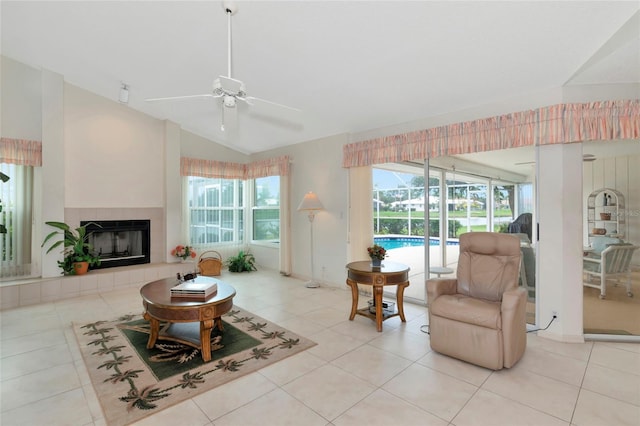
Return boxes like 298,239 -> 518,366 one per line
2,1 -> 639,156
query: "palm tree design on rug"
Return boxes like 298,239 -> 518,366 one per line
79,309 -> 309,415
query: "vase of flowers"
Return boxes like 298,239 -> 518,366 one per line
367,243 -> 386,267
171,244 -> 197,262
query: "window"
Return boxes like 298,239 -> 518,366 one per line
187,176 -> 244,245
185,175 -> 281,247
493,184 -> 515,232
517,182 -> 534,215
252,176 -> 280,242
0,163 -> 34,279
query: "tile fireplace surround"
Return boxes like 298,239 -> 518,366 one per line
0,207 -> 176,310
0,262 -> 194,310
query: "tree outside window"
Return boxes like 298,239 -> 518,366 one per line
253,176 -> 280,242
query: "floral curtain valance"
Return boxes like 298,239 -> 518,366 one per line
181,155 -> 290,179
180,158 -> 246,179
245,156 -> 290,179
342,100 -> 640,168
0,138 -> 42,167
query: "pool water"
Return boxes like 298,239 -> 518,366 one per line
374,237 -> 458,250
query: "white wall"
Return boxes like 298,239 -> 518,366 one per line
250,133 -> 349,286
64,84 -> 165,208
0,56 -> 42,140
181,129 -> 248,164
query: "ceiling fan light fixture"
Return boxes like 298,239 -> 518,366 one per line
224,95 -> 236,108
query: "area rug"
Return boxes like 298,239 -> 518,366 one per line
74,306 -> 316,425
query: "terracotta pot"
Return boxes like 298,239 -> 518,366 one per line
600,213 -> 611,220
73,261 -> 89,275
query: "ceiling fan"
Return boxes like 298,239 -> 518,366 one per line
145,2 -> 300,131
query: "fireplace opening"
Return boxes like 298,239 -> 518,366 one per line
81,220 -> 150,269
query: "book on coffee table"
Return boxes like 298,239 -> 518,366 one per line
170,281 -> 218,301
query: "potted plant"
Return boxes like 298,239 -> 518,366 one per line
171,244 -> 197,262
41,221 -> 101,275
0,171 -> 9,234
367,243 -> 387,267
226,250 -> 257,272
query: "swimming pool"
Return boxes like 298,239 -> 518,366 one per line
374,236 -> 459,250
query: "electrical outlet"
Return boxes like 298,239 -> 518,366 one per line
552,310 -> 559,319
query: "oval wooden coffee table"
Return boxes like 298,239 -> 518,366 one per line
140,276 -> 236,362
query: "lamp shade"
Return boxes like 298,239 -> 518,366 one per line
297,191 -> 324,211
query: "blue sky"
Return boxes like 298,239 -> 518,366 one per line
373,169 -> 416,190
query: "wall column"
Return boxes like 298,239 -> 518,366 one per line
164,120 -> 181,262
40,69 -> 65,277
537,143 -> 584,342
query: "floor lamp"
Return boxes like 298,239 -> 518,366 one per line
298,191 -> 323,288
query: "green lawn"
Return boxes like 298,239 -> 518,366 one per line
375,209 -> 513,219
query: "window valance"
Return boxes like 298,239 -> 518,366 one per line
181,155 -> 290,179
245,156 -> 290,179
342,100 -> 639,168
0,138 -> 42,167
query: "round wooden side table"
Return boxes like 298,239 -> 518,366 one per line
345,261 -> 410,331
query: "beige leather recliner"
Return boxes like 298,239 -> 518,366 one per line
427,232 -> 527,370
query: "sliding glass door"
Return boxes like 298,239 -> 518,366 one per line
372,156 -> 535,315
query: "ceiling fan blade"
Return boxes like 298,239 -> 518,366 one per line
145,94 -> 216,102
217,76 -> 244,94
243,96 -> 301,112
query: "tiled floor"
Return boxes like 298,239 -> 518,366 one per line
1,269 -> 639,426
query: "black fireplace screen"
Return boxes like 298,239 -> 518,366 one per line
81,220 -> 150,269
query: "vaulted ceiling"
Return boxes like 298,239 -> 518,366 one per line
2,1 -> 638,155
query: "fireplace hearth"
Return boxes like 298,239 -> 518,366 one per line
81,220 -> 151,269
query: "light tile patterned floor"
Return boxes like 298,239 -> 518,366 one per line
1,269 -> 639,426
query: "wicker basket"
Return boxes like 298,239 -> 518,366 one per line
197,250 -> 222,276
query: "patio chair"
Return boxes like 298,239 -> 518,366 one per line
583,243 -> 639,299
507,213 -> 532,242
587,236 -> 623,256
